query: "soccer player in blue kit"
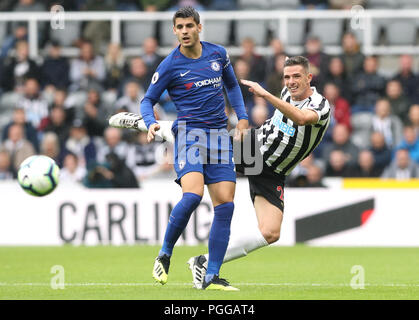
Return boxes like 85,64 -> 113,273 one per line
139,7 -> 248,291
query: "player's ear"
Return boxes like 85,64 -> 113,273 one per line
197,23 -> 202,33
307,72 -> 313,84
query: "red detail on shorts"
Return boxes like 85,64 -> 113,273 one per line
184,82 -> 194,90
276,186 -> 284,201
361,209 -> 374,225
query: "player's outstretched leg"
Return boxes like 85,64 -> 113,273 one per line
108,112 -> 144,131
187,255 -> 207,289
187,255 -> 238,291
152,254 -> 170,285
188,195 -> 281,288
108,112 -> 175,143
187,222 -> 267,289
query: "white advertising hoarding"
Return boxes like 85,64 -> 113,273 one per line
0,179 -> 418,246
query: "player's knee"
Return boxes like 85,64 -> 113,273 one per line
211,192 -> 234,207
209,181 -> 235,206
192,189 -> 204,197
259,226 -> 280,244
218,195 -> 235,205
183,185 -> 204,197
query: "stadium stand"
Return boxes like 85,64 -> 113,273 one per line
309,19 -> 343,46
1,0 -> 419,187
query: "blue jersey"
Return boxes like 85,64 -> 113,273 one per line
140,41 -> 247,132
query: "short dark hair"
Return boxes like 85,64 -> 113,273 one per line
172,6 -> 200,25
284,56 -> 310,72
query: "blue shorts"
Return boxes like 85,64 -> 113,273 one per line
173,126 -> 236,185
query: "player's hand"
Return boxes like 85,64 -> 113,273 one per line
234,118 -> 249,141
147,123 -> 160,143
240,79 -> 268,98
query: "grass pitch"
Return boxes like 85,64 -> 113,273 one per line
1,245 -> 418,300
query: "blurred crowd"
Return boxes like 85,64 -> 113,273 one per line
0,0 -> 374,13
0,0 -> 419,188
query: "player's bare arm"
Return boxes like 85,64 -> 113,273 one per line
241,79 -> 318,126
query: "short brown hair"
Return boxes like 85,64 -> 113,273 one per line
284,56 -> 310,72
173,6 -> 200,25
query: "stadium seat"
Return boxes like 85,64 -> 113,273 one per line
270,0 -> 301,10
385,20 -> 417,45
350,112 -> 374,149
208,0 -> 238,10
64,91 -> 87,114
345,19 -> 381,45
239,0 -> 301,10
202,20 -> 231,46
49,21 -> 81,47
0,92 -> 21,132
271,19 -> 306,46
398,0 -> 419,8
0,92 -> 21,111
309,19 -> 343,46
0,109 -> 14,133
0,22 -> 7,47
235,20 -> 268,46
101,90 -> 117,114
159,20 -> 177,47
123,21 -> 156,47
236,0 -> 270,45
238,0 -> 270,10
367,0 -> 398,9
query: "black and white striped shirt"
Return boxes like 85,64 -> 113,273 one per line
257,86 -> 330,176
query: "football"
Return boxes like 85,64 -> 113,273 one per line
17,155 -> 60,197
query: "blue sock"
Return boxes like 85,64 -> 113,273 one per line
206,202 -> 234,280
159,192 -> 202,257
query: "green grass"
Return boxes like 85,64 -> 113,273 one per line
0,245 -> 419,300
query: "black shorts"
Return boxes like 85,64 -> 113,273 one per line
246,170 -> 285,212
234,129 -> 286,212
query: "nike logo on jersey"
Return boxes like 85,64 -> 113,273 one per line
180,70 -> 191,77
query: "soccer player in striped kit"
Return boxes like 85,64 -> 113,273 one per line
187,56 -> 331,288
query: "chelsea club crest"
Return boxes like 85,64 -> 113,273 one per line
211,61 -> 220,72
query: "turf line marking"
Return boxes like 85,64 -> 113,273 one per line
1,282 -> 419,288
